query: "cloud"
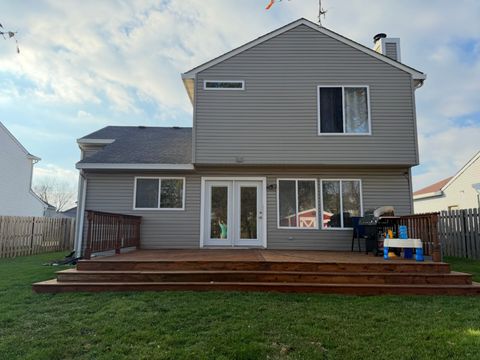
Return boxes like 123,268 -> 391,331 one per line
414,117 -> 480,190
33,163 -> 78,188
1,0 -> 479,196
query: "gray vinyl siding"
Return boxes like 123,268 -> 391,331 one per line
83,167 -> 412,250
81,145 -> 105,159
385,42 -> 399,61
84,173 -> 200,249
195,24 -> 418,166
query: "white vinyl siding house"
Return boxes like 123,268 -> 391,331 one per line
414,152 -> 480,212
0,121 -> 48,217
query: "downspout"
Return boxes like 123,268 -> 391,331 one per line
74,170 -> 87,257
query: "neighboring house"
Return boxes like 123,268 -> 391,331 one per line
59,206 -> 77,218
74,18 -> 426,255
43,203 -> 58,218
0,121 -> 50,217
413,151 -> 480,213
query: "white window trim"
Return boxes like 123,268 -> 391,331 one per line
133,176 -> 186,211
199,176 -> 267,249
320,179 -> 364,230
203,80 -> 245,91
276,178 -> 319,230
317,85 -> 372,136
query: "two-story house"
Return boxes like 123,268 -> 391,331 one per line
73,18 -> 426,256
0,121 -> 50,217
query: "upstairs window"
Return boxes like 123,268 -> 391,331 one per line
134,177 -> 185,210
317,86 -> 371,135
204,80 -> 245,90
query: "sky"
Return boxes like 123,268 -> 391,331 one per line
1,0 -> 479,194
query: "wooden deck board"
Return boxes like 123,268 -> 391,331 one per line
86,249 -> 440,264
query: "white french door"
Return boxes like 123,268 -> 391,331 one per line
203,179 -> 265,247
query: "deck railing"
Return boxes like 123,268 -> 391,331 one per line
84,210 -> 142,259
398,213 -> 441,262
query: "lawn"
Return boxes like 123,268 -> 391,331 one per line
0,253 -> 479,360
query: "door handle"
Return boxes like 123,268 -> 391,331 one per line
258,211 -> 263,219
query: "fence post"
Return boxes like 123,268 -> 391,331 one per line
29,217 -> 35,255
462,209 -> 469,258
431,213 -> 442,262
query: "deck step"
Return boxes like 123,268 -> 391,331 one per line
76,260 -> 451,273
56,269 -> 472,285
33,279 -> 480,296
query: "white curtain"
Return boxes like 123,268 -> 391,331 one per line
344,87 -> 369,133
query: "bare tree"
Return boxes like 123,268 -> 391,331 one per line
34,179 -> 76,212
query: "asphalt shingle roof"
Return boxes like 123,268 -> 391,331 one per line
78,126 -> 192,164
413,176 -> 453,196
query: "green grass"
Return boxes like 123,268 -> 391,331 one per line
0,253 -> 479,360
445,256 -> 480,282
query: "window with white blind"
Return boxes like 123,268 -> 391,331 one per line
317,86 -> 371,135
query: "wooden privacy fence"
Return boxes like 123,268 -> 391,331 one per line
439,208 -> 480,259
84,210 -> 141,259
0,216 -> 75,258
398,213 -> 441,262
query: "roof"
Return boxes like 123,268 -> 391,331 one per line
413,150 -> 480,199
182,18 -> 426,81
413,177 -> 453,196
0,121 -> 40,161
77,126 -> 192,168
61,206 -> 77,218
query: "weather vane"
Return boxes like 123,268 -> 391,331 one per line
265,0 -> 327,26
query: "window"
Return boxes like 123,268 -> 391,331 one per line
134,177 -> 185,210
204,80 -> 245,90
277,179 -> 318,229
318,86 -> 370,135
321,180 -> 362,229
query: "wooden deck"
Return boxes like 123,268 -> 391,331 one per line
82,249 -> 437,263
33,249 -> 480,295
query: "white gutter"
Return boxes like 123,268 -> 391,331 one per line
76,138 -> 115,145
76,163 -> 195,170
74,171 -> 87,257
413,191 -> 443,200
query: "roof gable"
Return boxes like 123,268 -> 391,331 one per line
442,151 -> 480,192
413,151 -> 480,199
182,18 -> 425,81
0,121 -> 40,161
413,177 -> 452,196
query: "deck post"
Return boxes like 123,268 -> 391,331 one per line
115,216 -> 122,255
85,211 -> 93,259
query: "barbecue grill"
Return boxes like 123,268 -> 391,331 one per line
359,206 -> 399,256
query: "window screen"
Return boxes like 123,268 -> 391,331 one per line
135,179 -> 159,208
319,87 -> 343,133
135,178 -> 184,209
278,180 -> 317,229
321,180 -> 362,228
318,86 -> 370,134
